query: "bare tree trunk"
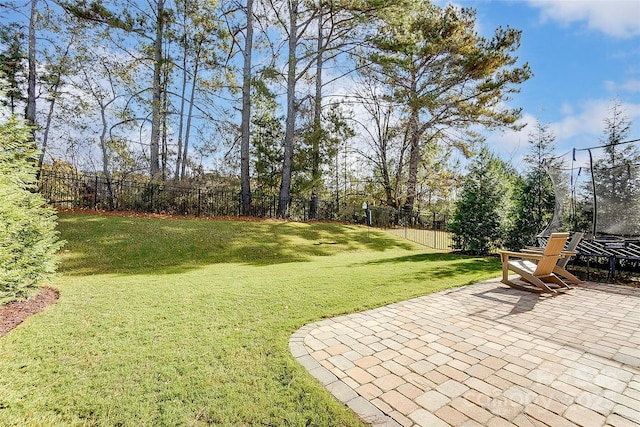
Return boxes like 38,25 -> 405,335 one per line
161,67 -> 169,181
37,80 -> 59,180
309,4 -> 324,220
25,0 -> 38,135
150,0 -> 164,179
380,149 -> 394,207
403,110 -> 420,214
99,101 -> 114,209
174,14 -> 189,182
240,0 -> 254,215
180,44 -> 200,181
277,0 -> 298,218
378,108 -> 398,208
37,39 -> 73,180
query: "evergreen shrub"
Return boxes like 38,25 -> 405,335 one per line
0,115 -> 63,304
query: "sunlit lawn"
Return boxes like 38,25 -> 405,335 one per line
0,212 -> 501,426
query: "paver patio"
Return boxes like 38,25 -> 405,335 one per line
290,278 -> 640,426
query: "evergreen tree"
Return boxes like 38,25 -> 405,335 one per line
448,145 -> 512,255
590,104 -> 640,236
0,23 -> 26,113
0,113 -> 63,304
298,103 -> 354,203
505,121 -> 560,250
251,87 -> 284,196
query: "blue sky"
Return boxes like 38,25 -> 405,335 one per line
448,0 -> 640,167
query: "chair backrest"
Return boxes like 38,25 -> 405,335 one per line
556,232 -> 584,268
536,232 -> 570,274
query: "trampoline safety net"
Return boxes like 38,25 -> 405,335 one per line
544,138 -> 640,238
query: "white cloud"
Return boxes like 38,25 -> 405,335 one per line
550,99 -> 611,140
488,98 -> 640,167
551,98 -> 640,142
561,103 -> 574,115
605,79 -> 640,93
527,0 -> 640,38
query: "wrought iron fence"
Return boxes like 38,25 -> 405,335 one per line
36,171 -> 383,222
39,172 -> 241,217
38,171 -> 453,250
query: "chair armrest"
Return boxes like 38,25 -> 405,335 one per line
516,249 -> 576,260
499,250 -> 545,261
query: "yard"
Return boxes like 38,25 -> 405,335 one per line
0,212 -> 501,426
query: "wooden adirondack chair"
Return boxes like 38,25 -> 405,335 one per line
523,232 -> 584,285
500,232 -> 572,294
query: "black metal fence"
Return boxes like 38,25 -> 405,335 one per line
35,170 -> 375,222
37,171 -> 454,250
39,171 -> 242,217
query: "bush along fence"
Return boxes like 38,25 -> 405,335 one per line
38,170 -> 453,250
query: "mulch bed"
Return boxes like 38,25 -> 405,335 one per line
0,287 -> 59,338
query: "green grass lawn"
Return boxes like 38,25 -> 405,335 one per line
0,212 -> 501,426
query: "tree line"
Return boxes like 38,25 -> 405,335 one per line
1,0 -> 531,218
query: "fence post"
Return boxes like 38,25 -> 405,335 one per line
197,188 -> 201,217
94,175 -> 98,210
433,212 -> 437,248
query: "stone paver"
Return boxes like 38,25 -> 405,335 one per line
290,279 -> 640,426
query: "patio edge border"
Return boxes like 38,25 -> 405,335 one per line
290,322 -> 402,427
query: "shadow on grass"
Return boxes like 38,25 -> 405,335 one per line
363,252 -> 502,284
364,253 -> 462,264
56,213 -> 415,276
